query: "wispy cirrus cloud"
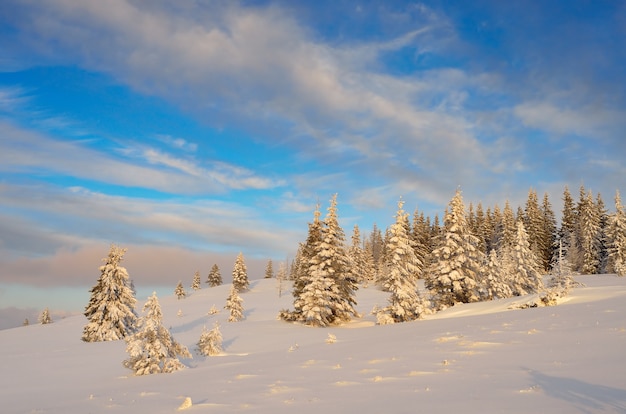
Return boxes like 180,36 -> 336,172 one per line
0,120 -> 282,194
0,182 -> 300,258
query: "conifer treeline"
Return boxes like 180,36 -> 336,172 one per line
349,185 -> 622,281
281,185 -> 626,325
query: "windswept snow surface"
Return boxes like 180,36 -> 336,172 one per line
1,275 -> 625,413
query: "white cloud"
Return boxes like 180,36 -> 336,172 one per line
0,120 -> 282,193
0,182 -> 300,257
514,102 -> 625,139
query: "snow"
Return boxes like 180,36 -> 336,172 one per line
1,275 -> 626,413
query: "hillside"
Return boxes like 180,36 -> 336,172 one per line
1,275 -> 625,413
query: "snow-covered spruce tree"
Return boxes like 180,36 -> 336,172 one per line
175,281 -> 187,299
578,188 -> 602,274
412,209 -> 434,268
367,223 -> 385,283
540,192 -> 557,273
232,252 -> 249,292
379,200 -> 425,323
481,249 -> 513,300
279,204 -> 323,322
348,224 -> 368,283
524,188 -> 545,271
508,220 -> 544,296
264,259 -> 274,279
82,244 -> 137,342
548,239 -> 579,291
299,195 -> 357,326
225,285 -> 244,322
606,190 -> 626,276
123,292 -> 191,375
426,189 -> 485,308
191,270 -> 201,291
207,264 -> 222,287
197,322 -> 223,356
39,307 -> 52,324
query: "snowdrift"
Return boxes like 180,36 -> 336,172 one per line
1,275 -> 625,413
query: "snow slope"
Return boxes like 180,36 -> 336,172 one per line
1,275 -> 625,413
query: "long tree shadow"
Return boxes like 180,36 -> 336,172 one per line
527,369 -> 626,413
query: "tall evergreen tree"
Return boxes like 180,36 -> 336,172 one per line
207,264 -> 222,287
560,186 -> 577,241
596,193 -> 609,273
606,190 -> 626,276
426,190 -> 485,307
501,201 -> 517,251
264,259 -> 274,279
123,292 -> 191,375
82,244 -> 137,342
474,202 -> 488,253
578,189 -> 602,274
508,221 -> 544,296
300,195 -> 357,326
411,209 -> 430,273
191,271 -> 201,291
348,224 -> 368,283
481,250 -> 513,300
232,252 -> 249,291
368,224 -> 385,281
539,192 -> 557,272
549,239 -> 578,290
282,204 -> 323,321
225,285 -> 245,322
524,188 -> 544,269
380,200 -> 425,322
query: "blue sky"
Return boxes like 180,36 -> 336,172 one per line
0,1 -> 625,323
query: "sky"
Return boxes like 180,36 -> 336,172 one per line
0,0 -> 625,321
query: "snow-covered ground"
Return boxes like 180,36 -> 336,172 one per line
1,275 -> 625,413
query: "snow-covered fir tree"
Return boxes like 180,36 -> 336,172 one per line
191,271 -> 201,291
225,285 -> 244,322
197,322 -> 223,356
232,252 -> 249,292
540,192 -> 557,272
348,224 -> 368,283
264,259 -> 274,279
82,244 -> 137,342
507,220 -> 544,296
548,239 -> 579,291
480,249 -> 513,300
524,189 -> 544,270
123,292 -> 191,375
367,224 -> 385,282
606,190 -> 626,276
280,204 -> 323,322
596,193 -> 609,273
207,264 -> 222,287
559,186 -> 577,250
175,281 -> 187,299
379,200 -> 425,322
426,189 -> 485,308
300,194 -> 358,326
39,307 -> 52,324
578,188 -> 602,274
500,200 -> 517,251
411,209 -> 431,272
